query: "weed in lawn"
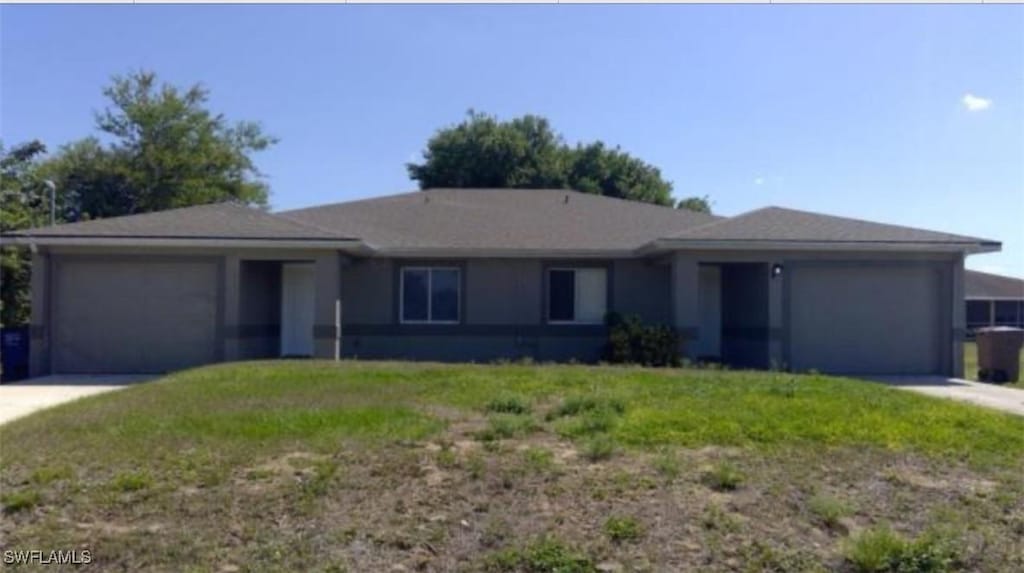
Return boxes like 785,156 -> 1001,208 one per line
486,395 -> 532,415
604,516 -> 643,543
111,471 -> 152,492
522,447 -> 556,474
476,414 -> 538,442
702,461 -> 745,491
485,537 -> 597,572
2,489 -> 41,514
29,465 -> 73,485
436,446 -> 458,469
808,493 -> 853,530
702,504 -> 741,533
245,468 -> 275,481
299,459 -> 339,499
549,395 -> 626,419
466,453 -> 486,479
652,448 -> 681,480
739,541 -> 823,572
582,435 -> 616,462
844,525 -> 960,573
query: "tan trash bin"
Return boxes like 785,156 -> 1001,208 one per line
975,326 -> 1024,383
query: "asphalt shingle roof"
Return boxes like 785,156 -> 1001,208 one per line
664,206 -> 995,245
965,270 -> 1024,300
7,202 -> 349,241
280,188 -> 720,253
3,191 -> 997,254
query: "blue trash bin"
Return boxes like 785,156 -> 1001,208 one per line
1,326 -> 30,382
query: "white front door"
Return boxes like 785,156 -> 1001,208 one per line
280,263 -> 315,357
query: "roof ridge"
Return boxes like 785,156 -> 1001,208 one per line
666,206 -> 775,238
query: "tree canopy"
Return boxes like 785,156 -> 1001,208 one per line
676,195 -> 712,214
1,140 -> 50,325
41,71 -> 276,220
1,71 -> 277,325
408,111 -> 690,208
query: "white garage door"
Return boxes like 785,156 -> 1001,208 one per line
788,264 -> 944,375
53,259 -> 219,373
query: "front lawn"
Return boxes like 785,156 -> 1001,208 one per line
3,361 -> 1023,571
965,341 -> 1024,388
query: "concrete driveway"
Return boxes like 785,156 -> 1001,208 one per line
872,376 -> 1024,416
0,375 -> 154,426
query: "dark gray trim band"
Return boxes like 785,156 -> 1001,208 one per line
224,324 -> 280,338
345,323 -> 608,338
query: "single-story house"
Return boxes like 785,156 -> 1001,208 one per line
1,188 -> 1000,377
965,270 -> 1024,333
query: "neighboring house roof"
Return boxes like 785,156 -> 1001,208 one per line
3,202 -> 358,248
965,270 -> 1024,300
659,206 -> 996,247
1,189 -> 1000,256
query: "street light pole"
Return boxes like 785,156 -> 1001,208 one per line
43,180 -> 56,226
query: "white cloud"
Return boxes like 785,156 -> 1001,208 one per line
754,177 -> 764,185
962,93 -> 992,112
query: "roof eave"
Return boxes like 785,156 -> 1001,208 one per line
370,247 -> 638,259
0,235 -> 367,251
643,239 -> 1001,254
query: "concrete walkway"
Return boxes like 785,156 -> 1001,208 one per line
0,375 -> 154,426
872,376 -> 1024,416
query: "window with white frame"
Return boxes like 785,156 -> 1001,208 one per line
547,268 -> 607,324
401,267 -> 461,323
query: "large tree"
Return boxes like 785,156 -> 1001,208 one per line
408,111 -> 683,207
43,71 -> 276,220
0,140 -> 50,326
1,71 -> 277,325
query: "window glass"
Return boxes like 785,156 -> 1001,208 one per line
966,300 -> 990,326
549,270 -> 575,321
575,268 -> 607,323
431,269 -> 460,322
401,269 -> 429,322
994,300 -> 1020,325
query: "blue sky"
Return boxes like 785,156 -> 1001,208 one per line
2,5 -> 1022,276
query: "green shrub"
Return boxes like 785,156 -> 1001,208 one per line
604,516 -> 643,543
808,493 -> 852,529
29,465 -> 73,485
522,447 -> 556,473
604,313 -> 681,367
702,461 -> 744,491
2,489 -> 41,514
476,414 -> 538,442
844,525 -> 960,573
485,537 -> 596,572
560,409 -> 618,438
550,396 -> 626,419
652,448 -> 681,480
111,471 -> 152,492
582,435 -> 616,462
486,395 -> 532,415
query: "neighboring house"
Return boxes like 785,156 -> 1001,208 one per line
0,188 -> 1000,377
965,270 -> 1024,334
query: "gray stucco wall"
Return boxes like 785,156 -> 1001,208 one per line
674,250 -> 961,376
340,257 -> 669,363
31,245 -> 964,375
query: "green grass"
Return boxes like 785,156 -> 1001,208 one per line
964,341 -> 1024,388
2,360 -> 1023,570
4,361 -> 1022,472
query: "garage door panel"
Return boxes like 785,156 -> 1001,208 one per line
788,265 -> 943,375
53,259 -> 218,373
